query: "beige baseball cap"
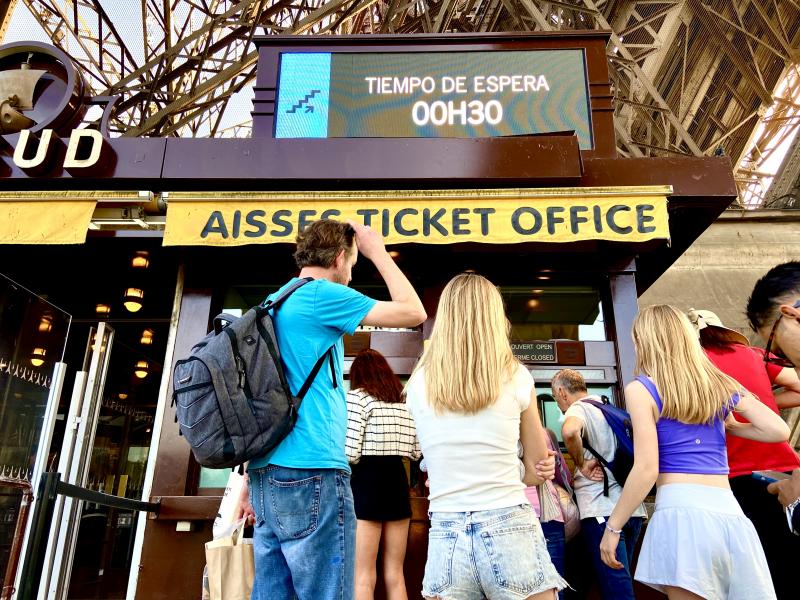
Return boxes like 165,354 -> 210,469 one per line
687,308 -> 749,346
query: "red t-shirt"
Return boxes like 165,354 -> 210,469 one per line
705,344 -> 800,477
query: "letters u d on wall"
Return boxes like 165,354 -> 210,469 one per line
163,187 -> 671,247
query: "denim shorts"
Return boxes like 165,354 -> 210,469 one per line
423,504 -> 568,599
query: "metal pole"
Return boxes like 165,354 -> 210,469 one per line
17,473 -> 60,600
0,479 -> 32,600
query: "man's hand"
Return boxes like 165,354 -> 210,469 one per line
233,478 -> 256,526
580,458 -> 605,482
600,526 -> 624,570
348,221 -> 387,262
536,450 -> 557,480
768,469 -> 800,508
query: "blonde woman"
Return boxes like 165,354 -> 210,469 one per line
599,305 -> 789,600
405,273 -> 567,600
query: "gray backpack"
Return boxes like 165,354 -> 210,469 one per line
172,278 -> 334,468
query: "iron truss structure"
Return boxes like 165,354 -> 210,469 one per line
3,0 -> 800,206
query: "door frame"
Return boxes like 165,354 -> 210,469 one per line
125,266 -> 185,600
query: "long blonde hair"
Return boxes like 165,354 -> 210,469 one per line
633,304 -> 743,424
413,273 -> 518,414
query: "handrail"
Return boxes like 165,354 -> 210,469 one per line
55,481 -> 160,514
17,472 -> 160,600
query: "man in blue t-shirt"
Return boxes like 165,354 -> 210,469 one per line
239,219 -> 426,600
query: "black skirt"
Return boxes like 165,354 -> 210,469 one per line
349,455 -> 411,522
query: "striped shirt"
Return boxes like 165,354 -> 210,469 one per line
345,389 -> 422,464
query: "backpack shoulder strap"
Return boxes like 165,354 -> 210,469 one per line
581,398 -> 605,410
263,277 -> 314,311
635,375 -> 663,412
296,345 -> 337,401
577,399 -> 613,497
582,439 -> 611,497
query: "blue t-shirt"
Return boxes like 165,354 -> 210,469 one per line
248,277 -> 376,472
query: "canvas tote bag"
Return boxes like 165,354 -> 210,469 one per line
205,519 -> 254,600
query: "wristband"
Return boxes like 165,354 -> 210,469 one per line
605,523 -> 623,535
786,497 -> 800,534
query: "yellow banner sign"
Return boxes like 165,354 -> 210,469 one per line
0,200 -> 95,244
163,187 -> 670,247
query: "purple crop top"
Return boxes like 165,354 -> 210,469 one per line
636,376 -> 738,475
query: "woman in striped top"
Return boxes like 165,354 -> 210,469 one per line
346,349 -> 422,600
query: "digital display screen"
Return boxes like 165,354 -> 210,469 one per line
274,50 -> 593,148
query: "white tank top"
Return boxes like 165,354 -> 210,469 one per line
406,363 -> 534,512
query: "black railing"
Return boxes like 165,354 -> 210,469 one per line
17,472 -> 160,600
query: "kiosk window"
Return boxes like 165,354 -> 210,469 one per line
501,285 -> 605,342
537,385 -> 615,443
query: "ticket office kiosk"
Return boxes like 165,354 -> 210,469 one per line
0,33 -> 736,600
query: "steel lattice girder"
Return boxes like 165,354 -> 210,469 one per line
14,0 -> 800,180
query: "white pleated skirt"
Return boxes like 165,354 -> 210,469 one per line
635,483 -> 776,600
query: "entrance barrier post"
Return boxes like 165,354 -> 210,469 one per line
17,473 -> 160,600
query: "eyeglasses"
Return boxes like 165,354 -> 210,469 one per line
764,299 -> 800,368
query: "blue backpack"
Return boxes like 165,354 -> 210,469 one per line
580,396 -> 635,496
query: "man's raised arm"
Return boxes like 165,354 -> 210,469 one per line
351,222 -> 427,328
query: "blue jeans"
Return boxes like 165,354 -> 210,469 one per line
540,521 -> 566,600
248,465 -> 355,600
580,516 -> 643,600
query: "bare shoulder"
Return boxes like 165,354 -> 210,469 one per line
624,379 -> 647,397
624,379 -> 659,420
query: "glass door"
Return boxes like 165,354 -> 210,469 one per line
38,315 -> 168,600
63,319 -> 166,600
41,323 -> 114,600
0,274 -> 70,599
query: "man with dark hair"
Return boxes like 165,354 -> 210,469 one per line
746,260 -> 800,373
241,219 -> 426,600
553,369 -> 646,600
747,262 -> 800,540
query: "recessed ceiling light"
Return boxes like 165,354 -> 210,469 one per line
134,360 -> 149,379
140,328 -> 154,345
124,288 -> 144,312
132,251 -> 150,269
38,315 -> 53,333
30,347 -> 46,367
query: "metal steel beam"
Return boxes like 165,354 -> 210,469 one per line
583,0 -> 703,155
11,0 -> 797,201
0,0 -> 20,43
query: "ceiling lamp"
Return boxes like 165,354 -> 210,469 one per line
134,360 -> 149,379
38,314 -> 53,333
140,328 -> 154,345
95,303 -> 111,316
30,347 -> 46,367
527,299 -> 541,309
123,288 -> 144,313
118,392 -> 129,400
131,251 -> 150,269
